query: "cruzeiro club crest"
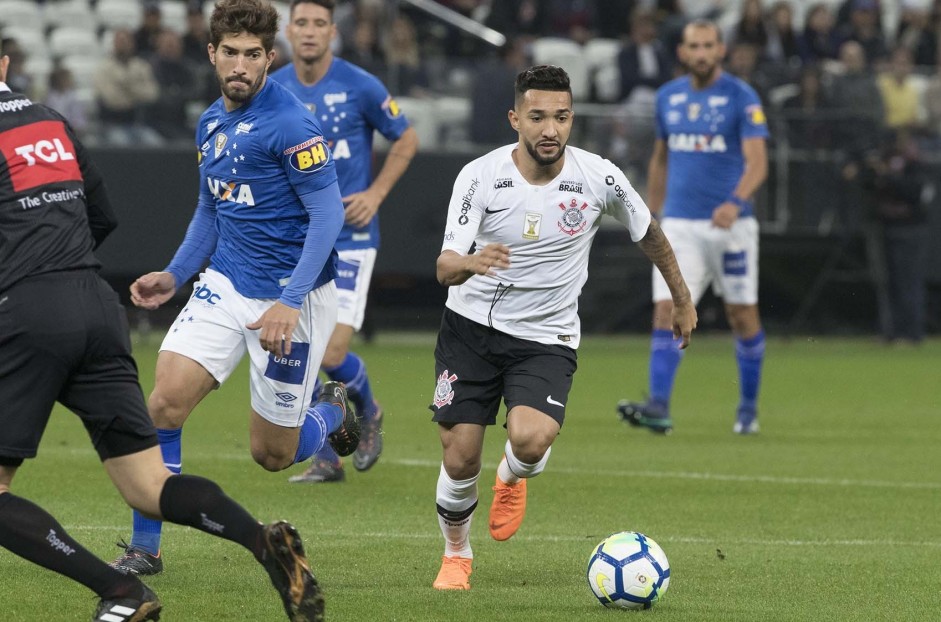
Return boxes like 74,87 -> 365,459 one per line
433,369 -> 458,408
558,198 -> 588,236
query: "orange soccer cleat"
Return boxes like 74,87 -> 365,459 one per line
432,555 -> 472,590
488,476 -> 527,541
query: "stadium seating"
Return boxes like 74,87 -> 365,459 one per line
530,37 -> 590,101
0,0 -> 43,30
583,38 -> 621,103
49,28 -> 101,59
95,0 -> 142,31
44,0 -> 98,33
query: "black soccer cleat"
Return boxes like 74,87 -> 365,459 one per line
110,540 -> 164,576
352,402 -> 383,472
616,399 -> 674,435
260,521 -> 325,622
319,381 -> 361,457
287,458 -> 346,483
92,583 -> 162,621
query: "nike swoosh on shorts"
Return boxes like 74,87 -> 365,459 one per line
546,396 -> 565,407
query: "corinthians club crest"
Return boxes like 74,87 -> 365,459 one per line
433,370 -> 458,408
558,198 -> 588,236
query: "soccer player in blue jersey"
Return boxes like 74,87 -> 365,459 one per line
617,20 -> 769,435
271,0 -> 418,483
111,0 -> 360,577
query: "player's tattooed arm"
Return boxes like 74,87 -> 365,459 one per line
638,219 -> 697,347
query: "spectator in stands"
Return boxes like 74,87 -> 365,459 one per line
0,38 -> 33,99
730,0 -> 768,51
726,43 -> 773,105
94,29 -> 162,146
783,65 -> 835,150
836,0 -> 884,32
44,65 -> 88,138
342,18 -> 384,78
895,4 -> 937,69
797,3 -> 842,65
877,46 -> 924,131
617,8 -> 673,102
147,30 -> 198,141
829,40 -> 885,156
835,0 -> 887,66
382,14 -> 430,97
470,38 -> 528,145
922,57 -> 941,141
182,4 -> 211,67
594,0 -> 636,40
653,0 -> 690,63
546,0 -> 596,45
782,65 -> 840,228
859,130 -> 931,344
830,40 -> 885,230
765,1 -> 801,72
484,0 -> 551,42
135,2 -> 168,59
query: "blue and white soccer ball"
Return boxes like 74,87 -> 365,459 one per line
586,531 -> 671,610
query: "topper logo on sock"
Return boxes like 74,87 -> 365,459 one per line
265,342 -> 309,385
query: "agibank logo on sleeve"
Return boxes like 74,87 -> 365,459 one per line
265,342 -> 310,385
283,136 -> 329,173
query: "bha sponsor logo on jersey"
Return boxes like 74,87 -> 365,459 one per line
668,133 -> 728,153
207,177 -> 255,205
381,95 -> 402,119
283,136 -> 329,173
0,120 -> 82,192
265,342 -> 310,386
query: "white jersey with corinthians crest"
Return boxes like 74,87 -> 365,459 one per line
441,144 -> 652,349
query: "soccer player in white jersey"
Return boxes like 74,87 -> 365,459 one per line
617,20 -> 769,435
429,65 -> 698,590
111,0 -> 360,578
271,0 -> 419,483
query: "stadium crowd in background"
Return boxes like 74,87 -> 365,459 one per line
3,1 -> 941,147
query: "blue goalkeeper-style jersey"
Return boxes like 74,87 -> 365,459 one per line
271,57 -> 410,250
195,78 -> 339,298
655,72 -> 769,219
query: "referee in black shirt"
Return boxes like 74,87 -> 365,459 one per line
0,47 -> 325,622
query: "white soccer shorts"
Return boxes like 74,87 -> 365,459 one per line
159,268 -> 337,427
652,216 -> 759,306
335,247 -> 376,331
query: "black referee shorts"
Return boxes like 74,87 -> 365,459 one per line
0,271 -> 157,467
430,308 -> 577,427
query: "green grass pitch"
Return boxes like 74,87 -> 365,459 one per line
2,333 -> 939,621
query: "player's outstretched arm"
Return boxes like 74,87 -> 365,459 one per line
436,244 -> 511,287
638,220 -> 697,348
130,272 -> 177,310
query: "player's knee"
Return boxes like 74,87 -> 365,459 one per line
442,455 -> 481,481
250,446 -> 293,472
509,435 -> 553,465
147,390 -> 189,428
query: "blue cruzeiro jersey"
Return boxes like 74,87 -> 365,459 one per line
271,58 -> 410,250
194,79 -> 339,300
655,72 -> 769,219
